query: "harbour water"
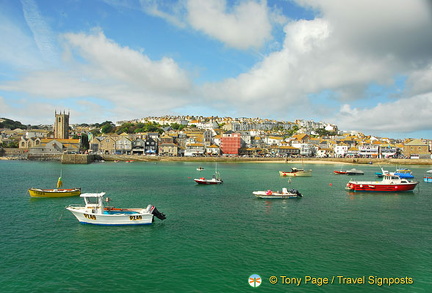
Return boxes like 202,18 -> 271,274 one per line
0,160 -> 431,292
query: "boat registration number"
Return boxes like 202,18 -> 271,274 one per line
130,215 -> 142,221
84,214 -> 97,220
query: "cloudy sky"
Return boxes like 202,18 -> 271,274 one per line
1,0 -> 431,138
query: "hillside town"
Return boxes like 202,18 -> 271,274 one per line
0,112 -> 431,160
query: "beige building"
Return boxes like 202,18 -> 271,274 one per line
403,139 -> 430,158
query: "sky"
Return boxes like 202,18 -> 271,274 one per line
0,0 -> 432,139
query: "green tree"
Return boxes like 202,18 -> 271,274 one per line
101,123 -> 115,134
287,125 -> 299,136
0,118 -> 27,130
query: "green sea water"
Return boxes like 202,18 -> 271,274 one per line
0,160 -> 431,292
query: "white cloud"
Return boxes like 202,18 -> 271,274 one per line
21,0 -> 60,65
63,30 -> 192,94
186,0 -> 273,49
335,93 -> 432,134
297,0 -> 432,61
197,0 -> 432,133
139,0 -> 284,50
139,0 -> 187,28
406,64 -> 432,96
0,30 -> 195,123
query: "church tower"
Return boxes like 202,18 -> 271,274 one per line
54,111 -> 70,139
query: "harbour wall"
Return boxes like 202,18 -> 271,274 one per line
101,155 -> 432,166
61,154 -> 95,164
1,149 -> 431,165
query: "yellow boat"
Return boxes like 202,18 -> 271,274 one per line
28,175 -> 81,198
28,187 -> 82,198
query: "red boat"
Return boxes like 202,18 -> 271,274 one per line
345,174 -> 418,192
334,170 -> 347,175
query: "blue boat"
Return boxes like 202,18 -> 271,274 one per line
376,167 -> 414,179
424,170 -> 432,183
394,168 -> 414,179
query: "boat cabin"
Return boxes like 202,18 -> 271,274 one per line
80,192 -> 107,213
382,174 -> 410,183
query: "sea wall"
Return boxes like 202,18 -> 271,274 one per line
61,154 -> 95,164
100,155 -> 432,165
1,148 -> 28,160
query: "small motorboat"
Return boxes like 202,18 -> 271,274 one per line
194,165 -> 223,184
253,188 -> 302,199
345,168 -> 364,175
345,174 -> 418,192
194,173 -> 223,185
375,167 -> 414,178
333,170 -> 347,175
197,167 -> 205,171
66,192 -> 166,225
279,168 -> 312,177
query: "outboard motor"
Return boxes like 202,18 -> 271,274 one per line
150,205 -> 166,220
289,189 -> 302,197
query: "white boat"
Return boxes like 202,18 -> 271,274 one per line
66,192 -> 166,225
253,188 -> 302,199
345,168 -> 364,175
197,167 -> 205,171
194,172 -> 223,185
279,168 -> 312,177
194,164 -> 223,184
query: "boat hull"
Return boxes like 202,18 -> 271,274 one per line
253,191 -> 301,199
424,176 -> 432,183
334,171 -> 347,175
29,188 -> 81,198
346,172 -> 364,175
194,179 -> 223,184
345,182 -> 418,192
279,171 -> 312,177
66,207 -> 154,225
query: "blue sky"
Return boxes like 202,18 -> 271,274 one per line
1,0 -> 432,139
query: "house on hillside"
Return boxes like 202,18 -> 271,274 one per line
144,136 -> 158,155
334,144 -> 349,157
159,136 -> 178,156
272,146 -> 300,157
90,135 -> 119,154
220,132 -> 242,155
403,139 -> 430,159
115,134 -> 132,154
184,143 -> 205,157
358,144 -> 379,158
205,144 -> 220,156
291,142 -> 315,157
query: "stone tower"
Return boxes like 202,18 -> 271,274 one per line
54,111 -> 70,139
